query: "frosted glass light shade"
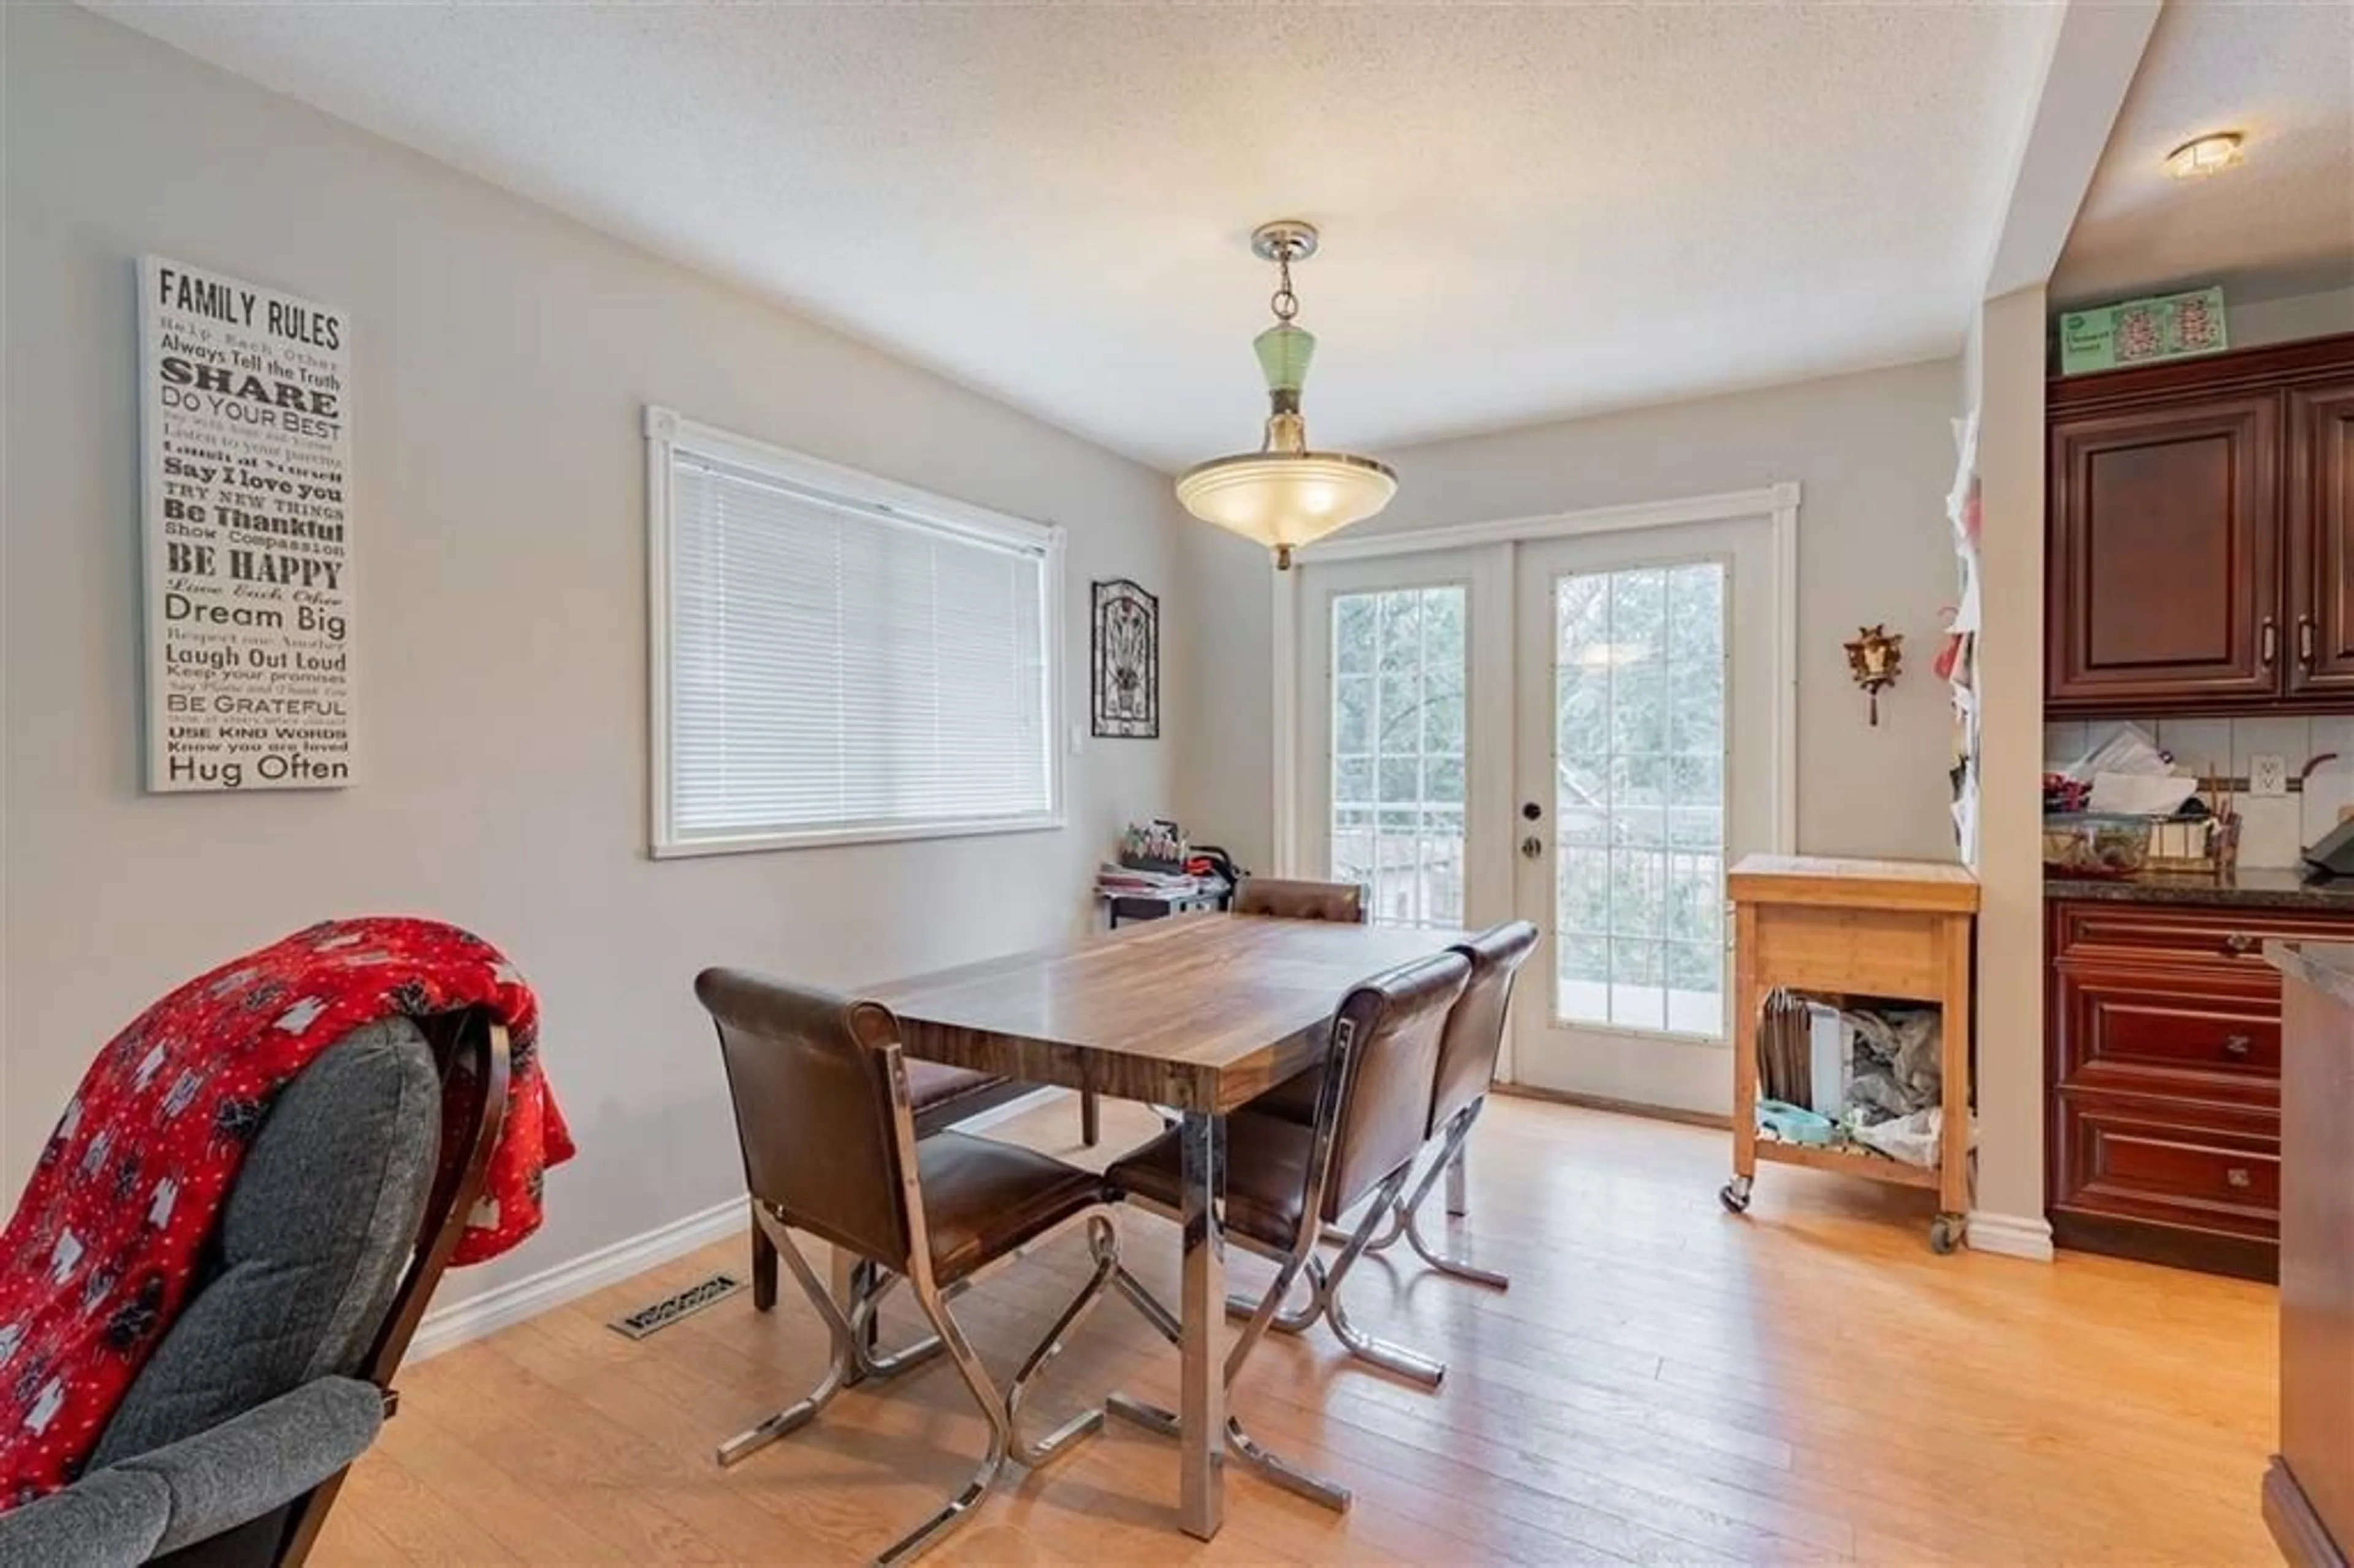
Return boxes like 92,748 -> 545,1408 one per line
1174,451 -> 1398,557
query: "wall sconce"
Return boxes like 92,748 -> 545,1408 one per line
1845,625 -> 1903,726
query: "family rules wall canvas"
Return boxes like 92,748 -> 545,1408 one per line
140,256 -> 353,791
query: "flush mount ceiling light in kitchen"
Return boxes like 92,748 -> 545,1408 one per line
1175,221 -> 1397,571
2166,132 -> 2245,180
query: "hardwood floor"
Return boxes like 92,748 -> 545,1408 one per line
316,1097 -> 2279,1566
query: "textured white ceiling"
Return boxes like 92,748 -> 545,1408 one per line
91,2 -> 2056,471
2055,0 -> 2354,308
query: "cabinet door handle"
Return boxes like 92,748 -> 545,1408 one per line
2225,1166 -> 2253,1190
2220,1032 -> 2253,1058
2300,615 -> 2317,667
2221,932 -> 2259,956
2261,618 -> 2279,668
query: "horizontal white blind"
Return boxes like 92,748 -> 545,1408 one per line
665,451 -> 1052,845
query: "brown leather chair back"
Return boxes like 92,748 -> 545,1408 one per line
1430,921 -> 1540,1135
1234,877 -> 1367,923
1316,951 -> 1470,1221
695,968 -> 915,1274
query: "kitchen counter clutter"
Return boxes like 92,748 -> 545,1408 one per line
2047,867 -> 2354,911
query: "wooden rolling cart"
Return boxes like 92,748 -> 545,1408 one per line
1720,854 -> 1981,1253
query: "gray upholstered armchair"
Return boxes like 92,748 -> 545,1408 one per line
0,1010 -> 509,1568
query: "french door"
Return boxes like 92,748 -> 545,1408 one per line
1295,514 -> 1779,1114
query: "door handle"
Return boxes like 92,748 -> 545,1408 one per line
2220,1032 -> 2252,1058
1520,835 -> 1544,861
2225,1166 -> 2253,1190
2261,618 -> 2279,668
2299,615 -> 2317,667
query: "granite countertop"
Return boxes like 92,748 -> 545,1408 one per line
2045,866 -> 2354,911
2268,940 -> 2354,1007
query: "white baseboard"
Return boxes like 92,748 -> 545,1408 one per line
404,1086 -> 1073,1363
407,1194 -> 748,1362
1965,1208 -> 2055,1262
945,1084 -> 1064,1133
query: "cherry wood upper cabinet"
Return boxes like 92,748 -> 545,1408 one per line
2288,381 -> 2354,696
2047,332 -> 2354,716
2047,395 -> 2280,708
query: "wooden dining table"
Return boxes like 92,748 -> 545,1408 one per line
867,911 -> 1472,1540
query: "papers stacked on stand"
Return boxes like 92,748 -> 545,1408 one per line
1096,862 -> 1219,899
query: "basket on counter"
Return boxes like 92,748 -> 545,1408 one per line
2042,810 -> 2239,880
2144,812 -> 2240,878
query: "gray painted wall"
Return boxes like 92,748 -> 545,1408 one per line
2,6 -> 1183,1303
2232,284 -> 2354,347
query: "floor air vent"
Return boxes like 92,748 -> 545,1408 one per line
609,1273 -> 745,1341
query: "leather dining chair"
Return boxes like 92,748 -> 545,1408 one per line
1231,875 -> 1368,924
1228,877 -> 1368,1127
1221,920 -> 1536,1365
1100,950 -> 1470,1511
744,1060 -> 1046,1320
696,969 -> 1123,1566
1369,920 -> 1539,1288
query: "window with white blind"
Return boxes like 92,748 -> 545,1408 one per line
646,408 -> 1064,856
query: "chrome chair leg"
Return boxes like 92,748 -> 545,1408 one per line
1007,1215 -> 1119,1467
718,1214 -> 859,1467
873,1208 -> 1122,1564
1224,1253 -> 1324,1332
1224,1417 -> 1350,1511
1110,1232 -> 1355,1511
880,1277 -> 1011,1568
1220,1243 -> 1352,1507
1398,1104 -> 1509,1291
1316,1167 -> 1448,1388
725,1206 -> 1121,1563
1444,1135 -> 1469,1219
1318,1191 -> 1405,1254
846,1266 -> 950,1380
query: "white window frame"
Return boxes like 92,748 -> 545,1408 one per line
644,405 -> 1067,859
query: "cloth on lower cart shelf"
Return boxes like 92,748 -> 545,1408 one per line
1776,1000 -> 1976,1169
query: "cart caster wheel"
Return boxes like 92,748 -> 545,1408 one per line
1930,1214 -> 1964,1255
1719,1178 -> 1753,1215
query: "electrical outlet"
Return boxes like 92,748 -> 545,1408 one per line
2250,754 -> 2289,797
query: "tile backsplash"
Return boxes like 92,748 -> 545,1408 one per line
2044,715 -> 2354,869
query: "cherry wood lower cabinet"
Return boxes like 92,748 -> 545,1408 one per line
2047,898 -> 2354,1280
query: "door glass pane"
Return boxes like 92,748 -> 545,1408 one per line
1330,585 -> 1466,928
1553,561 -> 1726,1037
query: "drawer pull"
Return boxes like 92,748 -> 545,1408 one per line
2226,1166 -> 2253,1190
2220,1033 -> 2253,1058
2262,618 -> 2280,668
2220,932 -> 2260,957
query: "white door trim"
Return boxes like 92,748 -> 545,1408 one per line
1271,482 -> 1800,873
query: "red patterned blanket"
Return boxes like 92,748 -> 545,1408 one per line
0,916 -> 573,1505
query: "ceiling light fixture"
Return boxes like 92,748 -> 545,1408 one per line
2166,132 -> 2245,180
1175,221 -> 1396,570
